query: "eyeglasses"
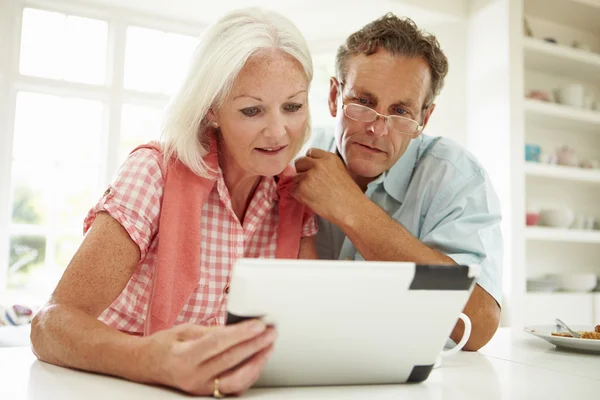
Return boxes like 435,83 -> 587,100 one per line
342,103 -> 423,136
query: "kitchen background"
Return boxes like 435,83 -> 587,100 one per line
1,0 -> 600,340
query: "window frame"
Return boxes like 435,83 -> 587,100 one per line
0,0 -> 206,295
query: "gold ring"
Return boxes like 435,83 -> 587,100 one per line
213,378 -> 225,398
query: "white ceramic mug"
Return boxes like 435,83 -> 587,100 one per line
434,312 -> 472,368
555,84 -> 585,108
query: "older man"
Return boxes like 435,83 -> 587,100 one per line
294,13 -> 502,351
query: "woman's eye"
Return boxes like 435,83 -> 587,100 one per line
240,107 -> 260,117
284,103 -> 303,112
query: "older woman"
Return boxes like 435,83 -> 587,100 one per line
31,8 -> 316,397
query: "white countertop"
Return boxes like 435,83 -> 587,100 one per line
1,328 -> 599,399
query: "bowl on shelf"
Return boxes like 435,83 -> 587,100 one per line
538,208 -> 574,229
547,274 -> 598,292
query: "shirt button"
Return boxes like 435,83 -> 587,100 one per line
225,286 -> 230,294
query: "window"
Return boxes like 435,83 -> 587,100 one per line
20,8 -> 108,84
119,103 -> 164,164
124,27 -> 198,95
1,3 -> 200,302
9,92 -> 103,291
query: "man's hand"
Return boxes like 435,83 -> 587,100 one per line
293,148 -> 365,224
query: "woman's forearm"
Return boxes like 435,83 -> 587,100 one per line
30,304 -> 154,383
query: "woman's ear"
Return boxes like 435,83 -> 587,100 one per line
207,109 -> 219,128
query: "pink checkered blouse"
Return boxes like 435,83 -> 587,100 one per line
84,149 -> 317,334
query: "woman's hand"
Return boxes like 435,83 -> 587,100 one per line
141,320 -> 276,396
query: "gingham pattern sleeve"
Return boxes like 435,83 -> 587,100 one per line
301,212 -> 318,237
83,149 -> 164,260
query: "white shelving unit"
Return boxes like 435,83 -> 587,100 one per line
524,99 -> 600,133
521,0 -> 600,326
524,36 -> 600,83
526,227 -> 600,244
525,162 -> 600,184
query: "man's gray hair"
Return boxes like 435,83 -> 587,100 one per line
336,13 -> 448,108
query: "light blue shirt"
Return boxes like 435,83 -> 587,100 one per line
313,133 -> 503,306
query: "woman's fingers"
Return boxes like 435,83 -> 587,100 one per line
198,327 -> 277,378
181,319 -> 268,364
217,343 -> 275,395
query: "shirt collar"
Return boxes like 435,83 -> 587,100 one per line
382,135 -> 422,204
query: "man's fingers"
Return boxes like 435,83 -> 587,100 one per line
199,327 -> 277,380
293,172 -> 307,184
180,319 -> 267,364
216,343 -> 275,395
305,148 -> 328,159
294,156 -> 315,173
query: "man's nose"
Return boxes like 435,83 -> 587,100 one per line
366,115 -> 389,138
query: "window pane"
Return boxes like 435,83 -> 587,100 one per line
64,15 -> 108,84
19,8 -> 108,84
124,27 -> 197,94
8,235 -> 46,290
55,235 -> 83,270
162,33 -> 198,94
55,164 -> 99,234
20,8 -> 65,80
12,92 -> 104,164
10,162 -> 49,226
58,97 -> 104,163
119,103 -> 163,163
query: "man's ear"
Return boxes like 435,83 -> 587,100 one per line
417,103 -> 436,137
328,77 -> 340,118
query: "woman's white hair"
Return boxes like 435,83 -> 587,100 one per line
161,7 -> 313,177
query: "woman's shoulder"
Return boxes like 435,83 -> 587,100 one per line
119,144 -> 166,179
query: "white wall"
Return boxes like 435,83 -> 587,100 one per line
466,0 -> 525,326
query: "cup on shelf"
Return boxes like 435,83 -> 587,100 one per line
526,211 -> 540,226
572,214 -> 586,230
585,216 -> 596,231
584,91 -> 596,110
555,84 -> 585,108
525,144 -> 542,162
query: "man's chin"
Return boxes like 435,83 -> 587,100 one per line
347,159 -> 385,180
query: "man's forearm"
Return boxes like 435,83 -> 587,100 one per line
336,197 -> 500,350
337,196 -> 454,264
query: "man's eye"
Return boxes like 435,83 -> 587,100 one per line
394,107 -> 408,116
240,107 -> 260,117
358,98 -> 369,105
284,103 -> 303,112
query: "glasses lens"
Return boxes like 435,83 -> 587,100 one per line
344,104 -> 376,122
389,116 -> 419,134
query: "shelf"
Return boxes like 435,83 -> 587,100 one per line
524,99 -> 600,134
523,37 -> 600,84
526,227 -> 600,243
525,0 -> 600,36
525,162 -> 600,184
